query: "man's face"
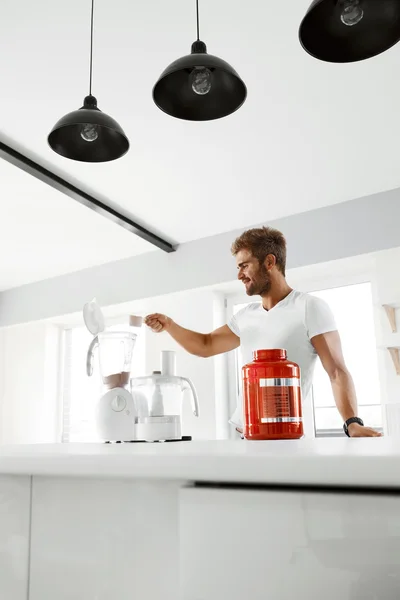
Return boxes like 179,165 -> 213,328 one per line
236,249 -> 271,296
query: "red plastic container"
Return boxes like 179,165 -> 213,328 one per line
242,349 -> 304,440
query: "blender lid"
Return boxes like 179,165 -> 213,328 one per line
83,298 -> 105,336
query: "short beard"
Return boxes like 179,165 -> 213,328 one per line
246,264 -> 271,296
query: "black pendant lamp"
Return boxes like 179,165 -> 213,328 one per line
48,0 -> 129,162
153,0 -> 247,121
299,0 -> 400,63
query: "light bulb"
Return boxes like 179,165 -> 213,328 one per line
191,67 -> 212,95
80,123 -> 99,142
340,0 -> 364,26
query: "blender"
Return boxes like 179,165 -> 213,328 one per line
87,330 -> 137,442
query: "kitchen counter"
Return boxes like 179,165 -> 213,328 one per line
2,438 -> 400,600
0,437 -> 398,489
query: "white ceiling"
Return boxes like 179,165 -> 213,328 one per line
1,0 -> 400,289
0,159 -> 153,290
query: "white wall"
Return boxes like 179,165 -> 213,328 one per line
3,187 -> 400,327
0,329 -> 4,438
0,323 -> 61,444
370,248 -> 400,433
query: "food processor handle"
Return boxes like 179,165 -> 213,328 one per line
86,336 -> 99,377
181,377 -> 199,417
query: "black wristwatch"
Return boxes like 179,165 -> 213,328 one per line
343,417 -> 364,437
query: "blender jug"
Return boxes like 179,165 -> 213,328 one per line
86,331 -> 137,387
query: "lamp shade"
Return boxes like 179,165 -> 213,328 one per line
153,41 -> 247,121
48,95 -> 129,162
299,0 -> 400,63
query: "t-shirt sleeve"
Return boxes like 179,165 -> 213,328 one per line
305,295 -> 337,340
227,310 -> 241,337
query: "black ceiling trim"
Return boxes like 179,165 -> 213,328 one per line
0,140 -> 176,253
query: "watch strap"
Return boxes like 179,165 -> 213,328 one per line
343,416 -> 364,437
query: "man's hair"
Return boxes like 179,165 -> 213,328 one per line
231,226 -> 287,276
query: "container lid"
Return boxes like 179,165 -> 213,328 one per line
253,349 -> 287,361
83,298 -> 105,336
129,315 -> 143,328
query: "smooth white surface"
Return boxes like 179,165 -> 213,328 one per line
0,323 -> 60,445
0,438 -> 399,488
96,387 -> 137,442
29,478 -> 180,600
373,247 -> 400,411
0,475 -> 31,600
181,487 -> 400,599
0,159 -> 152,291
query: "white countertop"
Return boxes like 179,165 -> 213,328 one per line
0,438 -> 399,489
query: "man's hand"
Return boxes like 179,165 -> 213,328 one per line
348,423 -> 382,437
144,314 -> 173,333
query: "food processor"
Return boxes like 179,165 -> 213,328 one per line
130,350 -> 199,442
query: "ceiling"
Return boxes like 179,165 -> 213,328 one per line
1,0 -> 400,290
0,159 -> 153,290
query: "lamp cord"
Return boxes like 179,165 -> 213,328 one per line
196,0 -> 200,40
89,0 -> 95,95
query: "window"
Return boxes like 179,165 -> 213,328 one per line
230,282 -> 382,437
310,283 -> 382,435
61,321 -> 145,443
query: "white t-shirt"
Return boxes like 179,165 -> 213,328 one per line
227,290 -> 337,435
